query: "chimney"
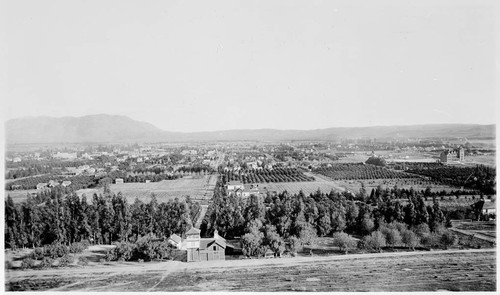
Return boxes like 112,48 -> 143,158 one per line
214,229 -> 219,239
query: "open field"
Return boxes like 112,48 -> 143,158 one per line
76,175 -> 217,203
451,220 -> 496,243
335,150 -> 439,164
462,154 -> 496,167
4,189 -> 42,203
327,178 -> 475,195
5,249 -> 496,291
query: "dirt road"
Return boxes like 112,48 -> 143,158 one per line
6,249 -> 496,292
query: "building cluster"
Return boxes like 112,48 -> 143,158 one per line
440,146 -> 465,163
225,181 -> 264,198
167,228 -> 228,262
36,180 -> 72,190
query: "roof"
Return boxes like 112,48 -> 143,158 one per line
199,238 -> 226,250
168,234 -> 182,244
482,202 -> 496,210
186,227 -> 201,235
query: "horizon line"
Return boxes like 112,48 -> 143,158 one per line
6,114 -> 496,134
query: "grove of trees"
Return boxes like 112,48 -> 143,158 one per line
222,167 -> 314,184
314,164 -> 415,180
5,188 -> 197,250
200,179 -> 458,257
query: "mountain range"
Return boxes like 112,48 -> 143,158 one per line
5,114 -> 495,144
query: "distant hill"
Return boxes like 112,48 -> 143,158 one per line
5,114 -> 178,144
5,114 -> 495,144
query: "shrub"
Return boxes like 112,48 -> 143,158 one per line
20,258 -> 35,270
440,231 -> 458,249
45,243 -> 69,259
149,241 -> 174,260
58,254 -> 74,267
39,257 -> 54,269
113,242 -> 135,261
31,247 -> 45,260
80,240 -> 91,248
420,233 -> 441,248
69,242 -> 87,254
433,224 -> 447,235
104,250 -> 116,262
5,261 -> 13,270
332,232 -> 357,254
77,256 -> 89,266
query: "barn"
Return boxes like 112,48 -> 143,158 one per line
174,228 -> 227,262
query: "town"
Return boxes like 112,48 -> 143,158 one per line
5,136 -> 495,273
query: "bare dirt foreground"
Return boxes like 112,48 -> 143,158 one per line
5,249 -> 496,292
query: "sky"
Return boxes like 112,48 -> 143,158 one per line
3,0 -> 497,132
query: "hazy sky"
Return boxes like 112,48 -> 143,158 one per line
4,0 -> 497,132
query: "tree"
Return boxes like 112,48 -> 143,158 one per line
403,201 -> 416,227
384,228 -> 402,248
365,156 -> 386,167
286,236 -> 303,254
358,183 -> 367,201
264,225 -> 285,255
360,216 -> 375,235
401,229 -> 419,251
428,201 -> 445,232
297,222 -> 317,247
412,223 -> 430,237
362,231 -> 386,252
332,232 -> 357,254
345,201 -> 359,232
241,222 -> 264,257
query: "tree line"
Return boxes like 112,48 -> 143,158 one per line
5,187 -> 197,250
406,165 -> 495,194
200,181 -> 455,256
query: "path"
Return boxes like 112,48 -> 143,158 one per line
194,205 -> 208,228
6,249 -> 495,292
449,228 -> 496,244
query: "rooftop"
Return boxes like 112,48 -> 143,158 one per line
186,227 -> 201,235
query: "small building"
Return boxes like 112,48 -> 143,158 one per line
36,183 -> 48,190
226,181 -> 245,191
53,152 -> 78,160
61,181 -> 72,187
48,180 -> 59,187
265,249 -> 275,259
175,228 -> 226,262
167,234 -> 182,249
482,202 -> 496,215
115,178 -> 124,184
